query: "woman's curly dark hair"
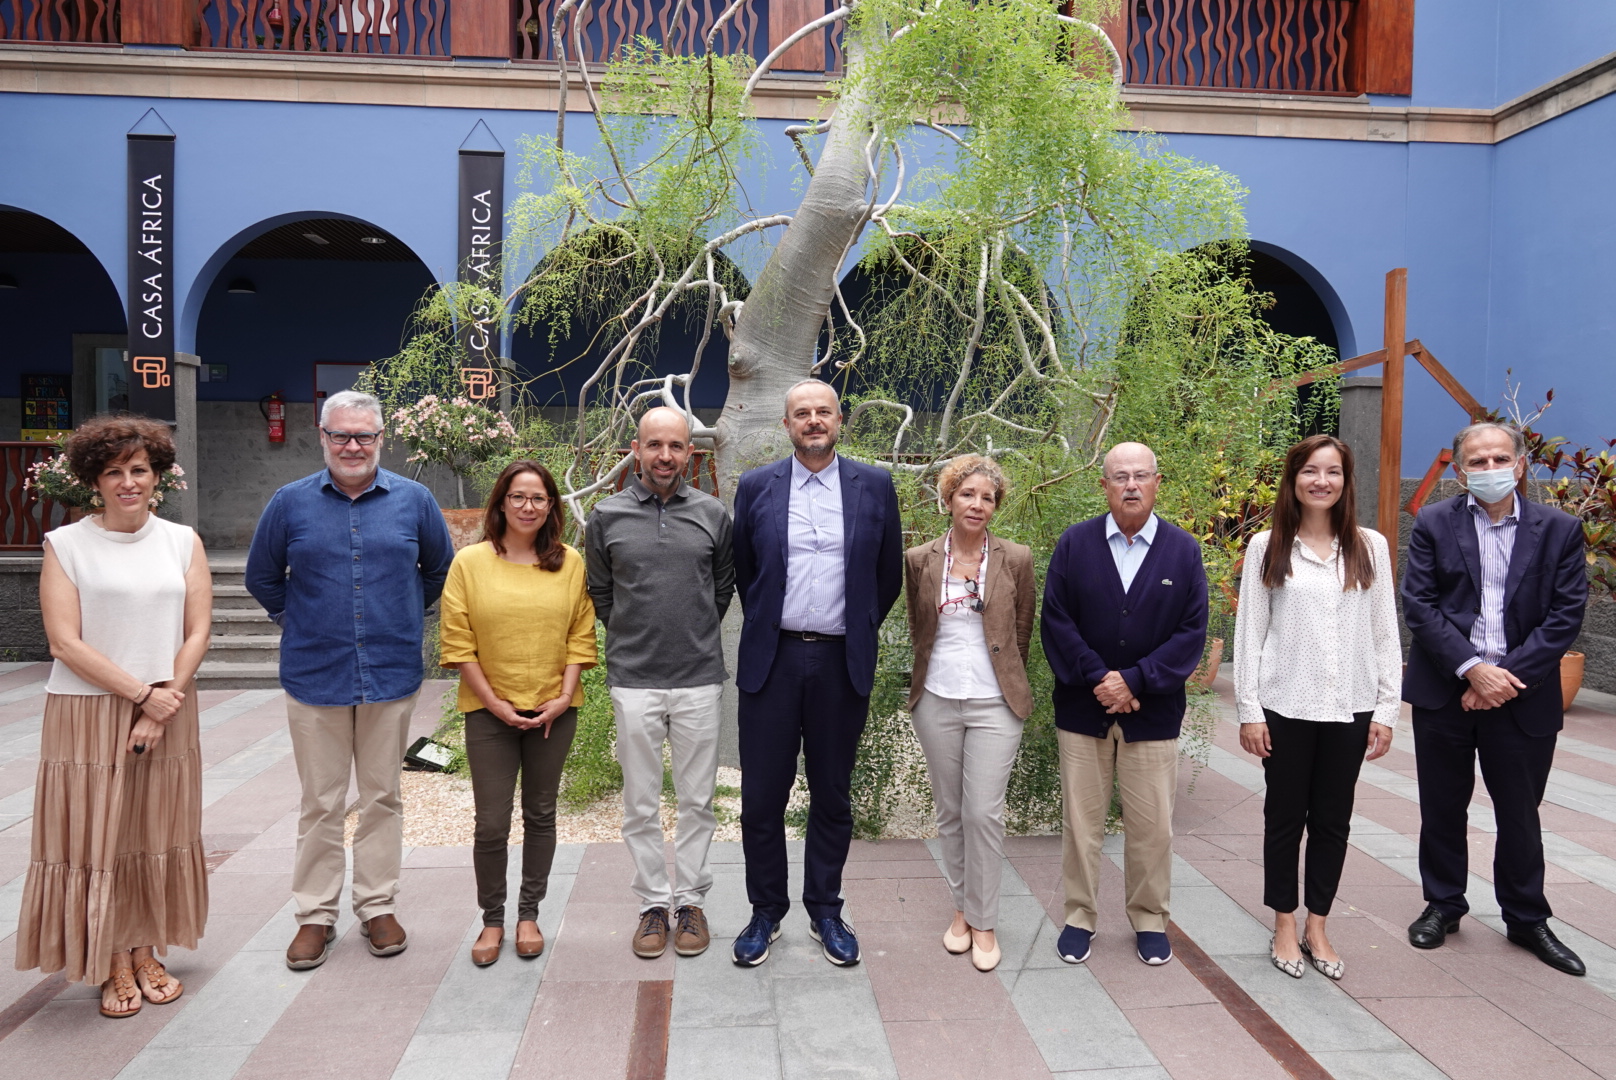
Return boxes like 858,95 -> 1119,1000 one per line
63,415 -> 176,487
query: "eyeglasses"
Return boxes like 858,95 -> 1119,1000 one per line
322,429 -> 382,446
939,576 -> 984,615
1104,471 -> 1157,485
505,493 -> 551,509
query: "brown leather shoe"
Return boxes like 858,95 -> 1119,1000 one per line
361,913 -> 408,957
471,928 -> 502,967
286,924 -> 336,970
514,920 -> 544,958
674,906 -> 711,957
633,907 -> 670,959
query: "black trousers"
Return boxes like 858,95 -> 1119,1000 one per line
1262,709 -> 1371,916
1413,691 -> 1556,928
739,635 -> 869,923
464,707 -> 578,926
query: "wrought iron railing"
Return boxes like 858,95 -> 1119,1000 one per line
1122,0 -> 1358,95
198,0 -> 450,56
1,0 -> 119,43
0,443 -> 71,551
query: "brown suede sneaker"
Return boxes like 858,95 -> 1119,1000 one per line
633,907 -> 670,958
286,924 -> 336,970
673,906 -> 711,957
361,913 -> 408,957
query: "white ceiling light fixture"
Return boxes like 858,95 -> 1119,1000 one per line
360,236 -> 387,245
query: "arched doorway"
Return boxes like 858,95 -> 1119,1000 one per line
0,207 -> 126,441
190,215 -> 440,546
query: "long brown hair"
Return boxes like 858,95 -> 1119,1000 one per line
483,460 -> 567,572
1260,434 -> 1374,591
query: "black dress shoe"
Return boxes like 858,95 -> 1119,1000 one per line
1506,921 -> 1586,976
1408,905 -> 1460,949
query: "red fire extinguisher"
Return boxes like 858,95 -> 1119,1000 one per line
260,393 -> 286,443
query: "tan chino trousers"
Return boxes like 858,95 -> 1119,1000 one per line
1057,725 -> 1177,933
286,693 -> 419,926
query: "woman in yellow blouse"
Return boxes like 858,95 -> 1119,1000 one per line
439,460 -> 596,967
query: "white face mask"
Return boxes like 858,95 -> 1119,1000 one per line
1464,465 -> 1518,504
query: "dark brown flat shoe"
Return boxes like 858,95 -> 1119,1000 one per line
514,921 -> 544,958
286,924 -> 337,971
471,931 -> 502,967
362,914 -> 408,957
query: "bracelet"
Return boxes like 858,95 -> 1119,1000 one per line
133,685 -> 153,706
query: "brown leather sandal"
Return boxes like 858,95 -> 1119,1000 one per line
100,967 -> 142,1018
134,958 -> 184,1005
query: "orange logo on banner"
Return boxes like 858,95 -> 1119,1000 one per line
131,356 -> 171,388
461,367 -> 496,400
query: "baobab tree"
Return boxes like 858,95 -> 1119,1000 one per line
373,0 -> 1328,521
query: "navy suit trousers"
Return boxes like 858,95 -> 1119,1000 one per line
1414,689 -> 1557,927
739,635 -> 869,923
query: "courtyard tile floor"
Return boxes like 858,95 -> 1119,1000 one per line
2,660 -> 1615,1079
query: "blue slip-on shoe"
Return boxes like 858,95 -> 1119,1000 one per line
809,916 -> 862,966
1136,931 -> 1172,966
732,914 -> 781,967
1057,925 -> 1093,964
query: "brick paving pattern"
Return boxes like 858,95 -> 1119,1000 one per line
2,659 -> 1616,1078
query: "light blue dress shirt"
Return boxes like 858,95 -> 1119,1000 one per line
1104,512 -> 1159,593
781,454 -> 846,634
1455,492 -> 1520,677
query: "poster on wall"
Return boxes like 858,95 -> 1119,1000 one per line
20,374 -> 71,442
127,110 -> 177,422
458,122 -> 505,405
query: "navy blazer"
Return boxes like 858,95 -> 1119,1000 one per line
1401,493 -> 1588,737
1041,514 -> 1209,741
732,454 -> 904,697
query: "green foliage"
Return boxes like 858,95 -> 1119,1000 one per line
561,639 -> 624,809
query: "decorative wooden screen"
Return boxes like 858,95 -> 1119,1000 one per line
199,0 -> 450,55
1122,0 -> 1358,95
0,443 -> 71,551
1,0 -> 120,43
516,0 -> 762,65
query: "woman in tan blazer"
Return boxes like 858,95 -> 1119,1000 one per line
905,455 -> 1037,972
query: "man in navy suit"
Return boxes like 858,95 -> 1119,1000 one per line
1041,442 -> 1208,968
729,379 -> 903,967
1402,421 -> 1589,975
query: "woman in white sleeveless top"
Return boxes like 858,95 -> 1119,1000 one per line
14,416 -> 212,1018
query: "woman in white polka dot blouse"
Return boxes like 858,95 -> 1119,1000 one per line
1234,434 -> 1402,982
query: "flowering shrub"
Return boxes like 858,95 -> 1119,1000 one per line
24,452 -> 187,510
391,396 -> 517,507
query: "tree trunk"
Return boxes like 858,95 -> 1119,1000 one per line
713,19 -> 879,494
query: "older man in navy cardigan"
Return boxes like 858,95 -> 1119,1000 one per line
1041,443 -> 1208,968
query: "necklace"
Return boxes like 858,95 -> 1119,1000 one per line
941,529 -> 988,614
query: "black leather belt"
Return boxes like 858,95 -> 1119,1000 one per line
780,630 -> 845,641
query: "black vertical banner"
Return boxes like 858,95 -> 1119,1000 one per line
127,127 -> 176,421
457,143 -> 504,404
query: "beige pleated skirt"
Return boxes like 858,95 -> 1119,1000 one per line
13,685 -> 208,985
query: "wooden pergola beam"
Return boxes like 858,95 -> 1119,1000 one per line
1378,268 -> 1407,550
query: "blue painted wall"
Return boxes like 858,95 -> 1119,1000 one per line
0,251 -> 126,398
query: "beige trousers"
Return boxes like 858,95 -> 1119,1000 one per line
286,692 -> 419,926
1057,725 -> 1178,933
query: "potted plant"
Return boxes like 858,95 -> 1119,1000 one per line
390,395 -> 517,544
24,451 -> 187,517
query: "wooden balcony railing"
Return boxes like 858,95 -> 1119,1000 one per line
1,0 -> 119,44
0,443 -> 71,552
1121,0 -> 1359,95
198,0 -> 450,56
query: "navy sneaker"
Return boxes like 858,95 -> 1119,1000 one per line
1057,925 -> 1093,964
809,916 -> 861,966
731,914 -> 781,967
1136,930 -> 1172,966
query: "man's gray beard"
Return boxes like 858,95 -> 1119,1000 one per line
791,436 -> 836,460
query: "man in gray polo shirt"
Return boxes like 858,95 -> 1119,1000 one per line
586,406 -> 735,959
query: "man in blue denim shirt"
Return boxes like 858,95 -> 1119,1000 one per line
246,390 -> 454,971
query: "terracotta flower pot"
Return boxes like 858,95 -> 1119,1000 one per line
1561,650 -> 1586,712
441,508 -> 485,551
1192,637 -> 1225,688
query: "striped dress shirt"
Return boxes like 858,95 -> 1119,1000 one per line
1456,493 -> 1519,676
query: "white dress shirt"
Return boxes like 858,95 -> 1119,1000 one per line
1455,493 -> 1520,678
780,454 -> 846,634
1233,528 -> 1402,728
924,566 -> 1003,700
1105,513 -> 1158,593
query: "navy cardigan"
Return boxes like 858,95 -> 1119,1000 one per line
1040,514 -> 1209,741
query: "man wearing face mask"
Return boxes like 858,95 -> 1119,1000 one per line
1402,421 -> 1589,975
